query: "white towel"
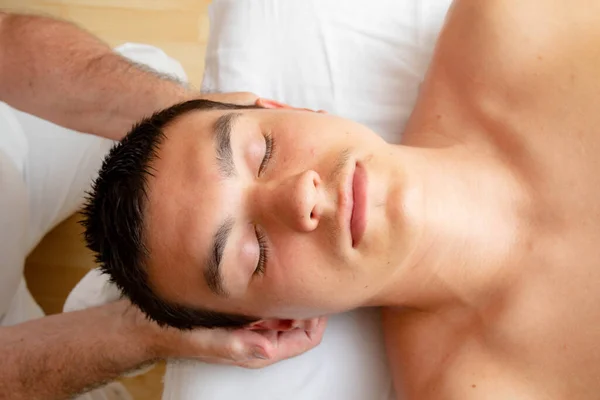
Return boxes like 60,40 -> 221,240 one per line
64,268 -> 120,313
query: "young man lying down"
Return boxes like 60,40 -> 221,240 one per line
84,0 -> 600,398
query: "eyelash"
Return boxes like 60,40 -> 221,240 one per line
258,133 -> 274,177
254,226 -> 269,276
254,133 -> 274,276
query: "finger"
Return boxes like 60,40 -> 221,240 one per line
256,98 -> 319,112
260,330 -> 315,365
166,326 -> 273,366
217,329 -> 276,362
233,319 -> 329,369
268,318 -> 328,362
184,319 -> 328,369
201,92 -> 259,106
227,92 -> 259,105
298,317 -> 321,332
306,316 -> 327,340
187,328 -> 253,362
256,98 -> 287,109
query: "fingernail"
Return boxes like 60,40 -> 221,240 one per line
251,347 -> 268,360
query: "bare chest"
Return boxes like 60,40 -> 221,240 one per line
391,1 -> 600,397
384,253 -> 600,400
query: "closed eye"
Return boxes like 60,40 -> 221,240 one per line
254,133 -> 274,277
258,133 -> 274,176
254,225 -> 268,276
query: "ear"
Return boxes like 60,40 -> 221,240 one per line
246,318 -> 320,332
256,98 -> 327,114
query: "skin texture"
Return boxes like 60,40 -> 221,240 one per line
0,12 -> 326,400
384,0 -> 600,398
147,103 -> 410,321
140,0 -> 600,398
0,12 -> 191,141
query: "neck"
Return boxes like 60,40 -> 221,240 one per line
372,144 -> 530,312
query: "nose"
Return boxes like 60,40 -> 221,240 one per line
262,170 -> 322,232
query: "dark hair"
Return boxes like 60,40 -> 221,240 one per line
82,99 -> 260,330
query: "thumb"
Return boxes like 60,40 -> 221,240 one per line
200,92 -> 259,106
214,329 -> 272,362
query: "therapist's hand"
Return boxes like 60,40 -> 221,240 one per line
168,319 -> 328,369
150,314 -> 328,369
200,91 -> 260,105
199,92 -> 326,115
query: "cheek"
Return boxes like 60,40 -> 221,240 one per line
255,236 -> 358,317
265,237 -> 330,297
274,125 -> 325,161
275,141 -> 320,170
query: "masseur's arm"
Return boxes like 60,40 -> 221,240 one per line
0,11 -> 193,140
0,302 -> 161,400
0,300 -> 326,400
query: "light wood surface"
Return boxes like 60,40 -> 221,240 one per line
1,0 -> 214,398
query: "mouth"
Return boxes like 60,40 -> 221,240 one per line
350,162 -> 368,247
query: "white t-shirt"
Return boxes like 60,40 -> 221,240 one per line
0,103 -> 29,321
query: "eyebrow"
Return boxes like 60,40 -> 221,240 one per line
203,113 -> 241,297
214,112 -> 241,177
204,217 -> 235,297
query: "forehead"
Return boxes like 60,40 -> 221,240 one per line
143,109 -> 228,305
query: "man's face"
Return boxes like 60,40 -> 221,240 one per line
146,107 -> 404,320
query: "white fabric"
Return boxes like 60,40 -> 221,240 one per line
114,43 -> 188,84
163,310 -> 391,400
202,0 -> 451,145
64,268 -> 122,313
0,43 -> 187,400
0,105 -> 29,320
0,104 -> 113,326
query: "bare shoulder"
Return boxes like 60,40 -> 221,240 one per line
440,0 -> 600,82
444,0 -> 600,137
403,0 -> 600,145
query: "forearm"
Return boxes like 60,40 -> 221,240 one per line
0,301 -> 160,400
0,12 -> 195,140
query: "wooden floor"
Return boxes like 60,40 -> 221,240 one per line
1,0 -> 213,398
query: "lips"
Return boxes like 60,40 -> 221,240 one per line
350,162 -> 368,248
